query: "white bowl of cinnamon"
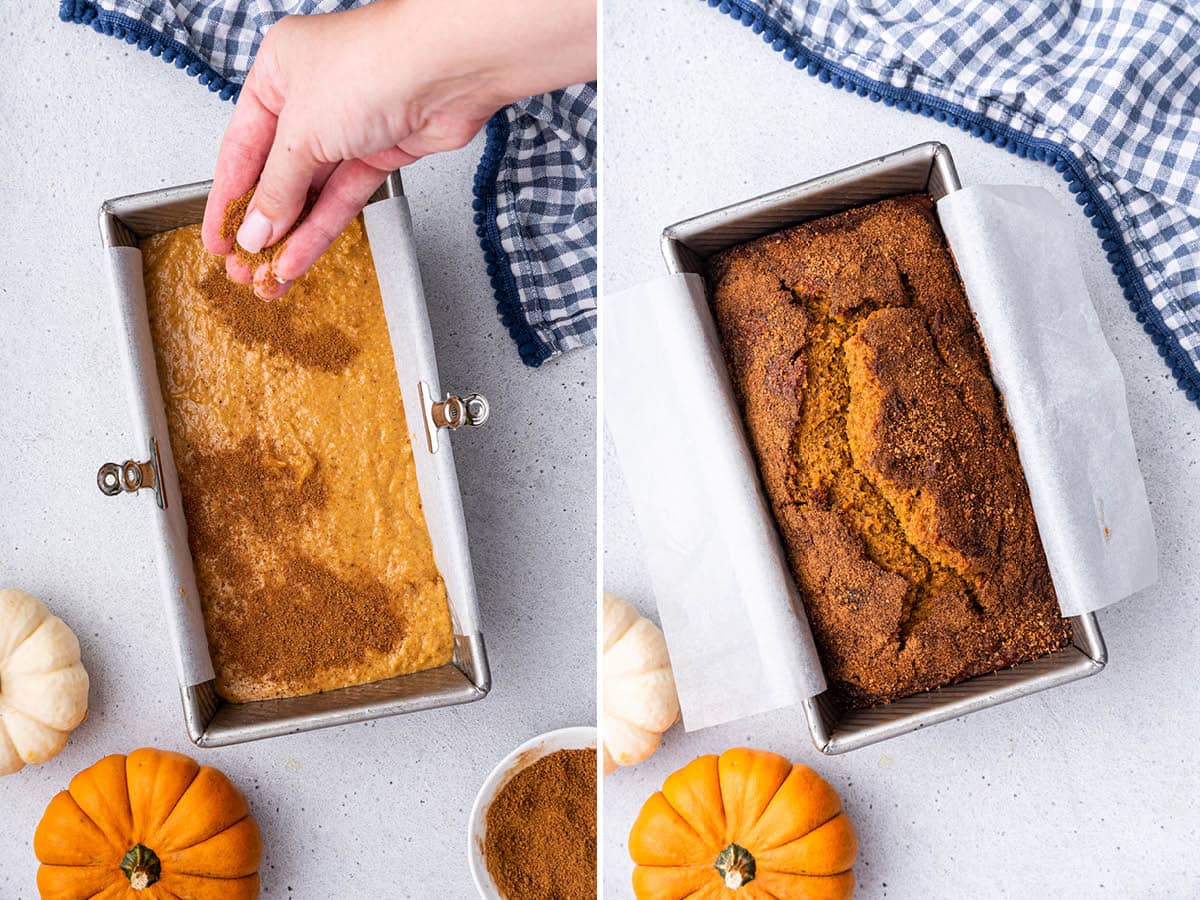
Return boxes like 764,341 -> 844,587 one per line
467,725 -> 598,899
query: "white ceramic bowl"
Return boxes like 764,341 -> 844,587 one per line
467,725 -> 598,899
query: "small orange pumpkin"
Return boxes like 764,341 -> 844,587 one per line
34,747 -> 262,899
629,748 -> 857,899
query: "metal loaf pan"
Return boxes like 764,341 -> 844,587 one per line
98,174 -> 490,747
661,142 -> 1106,754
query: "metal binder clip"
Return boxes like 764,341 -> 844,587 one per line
419,382 -> 490,453
97,438 -> 166,509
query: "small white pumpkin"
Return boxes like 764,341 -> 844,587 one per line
602,591 -> 679,774
0,589 -> 89,776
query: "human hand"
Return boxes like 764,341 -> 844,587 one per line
202,0 -> 596,298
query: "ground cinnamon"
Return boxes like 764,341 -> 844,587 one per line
219,185 -> 315,277
197,265 -> 360,371
179,434 -> 408,693
484,749 -> 597,900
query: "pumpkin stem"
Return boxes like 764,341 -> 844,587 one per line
714,843 -> 756,889
119,844 -> 162,891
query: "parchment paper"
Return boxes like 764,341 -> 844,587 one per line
106,193 -> 481,690
107,245 -> 214,687
937,185 -> 1157,616
605,273 -> 826,732
364,195 -> 481,638
607,187 -> 1157,732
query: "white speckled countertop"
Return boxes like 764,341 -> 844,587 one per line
602,2 -> 1200,898
0,7 -> 594,898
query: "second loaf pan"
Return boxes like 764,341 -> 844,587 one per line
661,141 -> 1106,755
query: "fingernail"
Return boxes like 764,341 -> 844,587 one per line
236,208 -> 272,254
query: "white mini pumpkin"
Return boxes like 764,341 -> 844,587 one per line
602,591 -> 679,774
0,589 -> 89,775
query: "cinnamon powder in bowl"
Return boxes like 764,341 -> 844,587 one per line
468,727 -> 597,900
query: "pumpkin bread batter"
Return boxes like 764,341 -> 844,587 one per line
141,217 -> 453,703
709,195 -> 1071,709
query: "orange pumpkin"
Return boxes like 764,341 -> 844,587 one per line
34,748 -> 262,899
629,748 -> 857,899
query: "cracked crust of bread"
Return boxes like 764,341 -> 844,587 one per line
708,194 -> 1071,709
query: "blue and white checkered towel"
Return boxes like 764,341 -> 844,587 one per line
59,0 -> 596,368
705,0 -> 1200,407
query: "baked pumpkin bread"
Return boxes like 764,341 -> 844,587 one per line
708,194 -> 1071,709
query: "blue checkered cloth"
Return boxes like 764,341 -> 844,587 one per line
59,0 -> 597,368
705,0 -> 1200,406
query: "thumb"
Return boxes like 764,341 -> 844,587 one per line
236,122 -> 322,254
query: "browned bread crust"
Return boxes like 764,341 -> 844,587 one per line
708,195 -> 1071,709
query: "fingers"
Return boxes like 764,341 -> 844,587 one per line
360,146 -> 422,171
226,254 -> 254,286
253,158 -> 389,298
202,72 -> 279,255
238,114 -> 324,255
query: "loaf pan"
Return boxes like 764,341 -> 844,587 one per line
96,173 -> 490,746
661,141 -> 1106,754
